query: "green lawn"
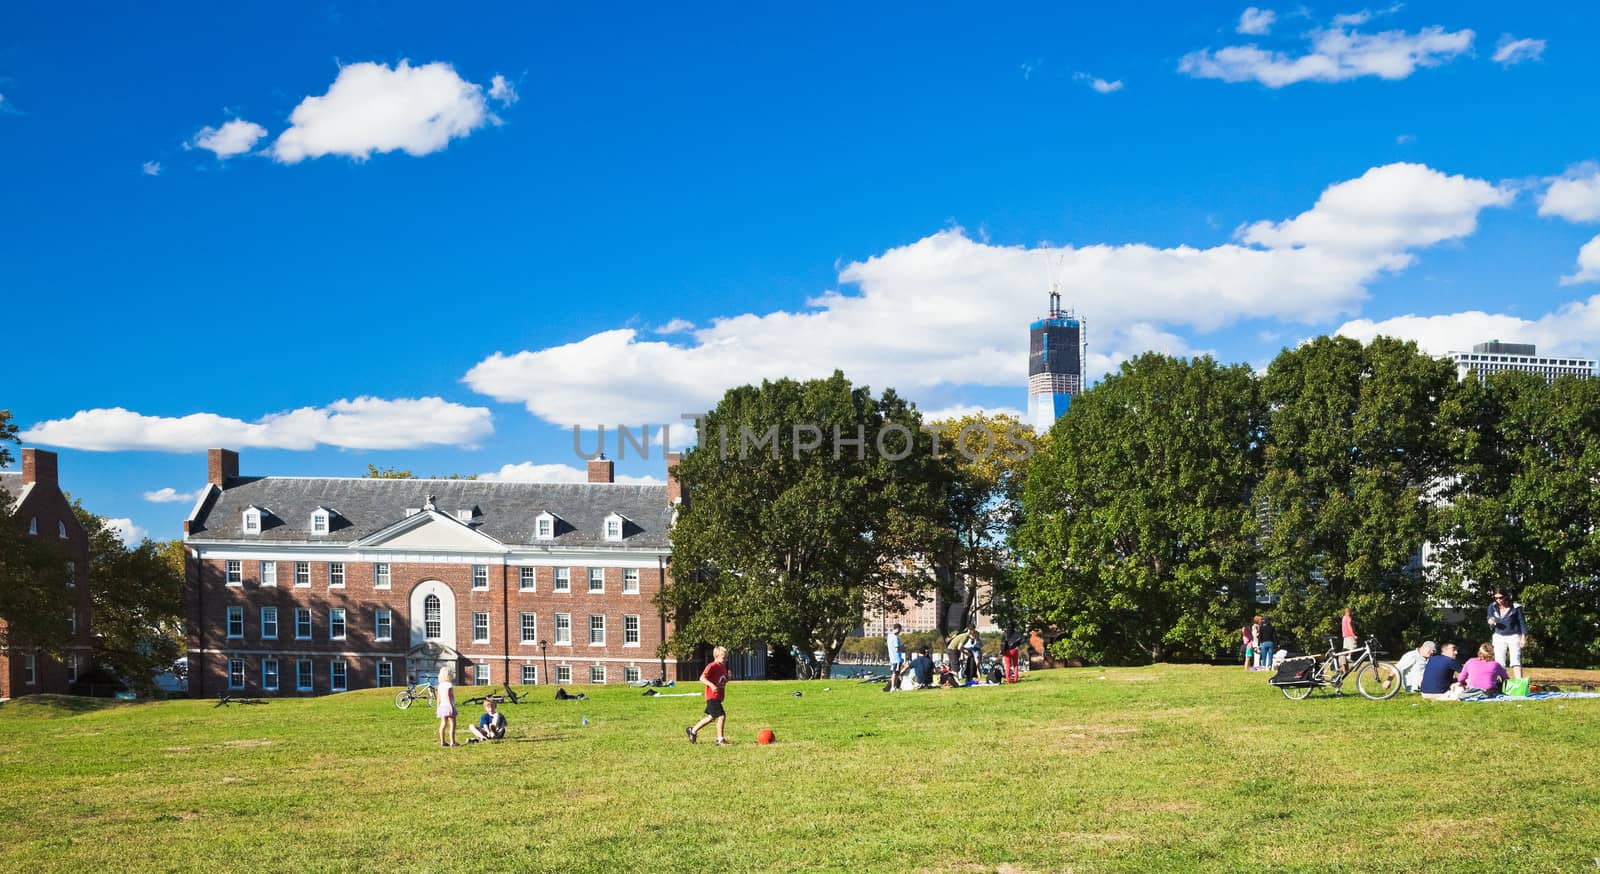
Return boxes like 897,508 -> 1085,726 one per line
3,666 -> 1599,873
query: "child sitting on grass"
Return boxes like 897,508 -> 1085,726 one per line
468,697 -> 507,742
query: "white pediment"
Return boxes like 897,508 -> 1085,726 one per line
353,510 -> 507,552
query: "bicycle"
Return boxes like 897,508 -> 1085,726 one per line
1270,637 -> 1401,701
464,683 -> 529,706
214,693 -> 267,708
393,680 -> 437,710
791,646 -> 821,680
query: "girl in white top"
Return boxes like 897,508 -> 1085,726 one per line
436,667 -> 458,747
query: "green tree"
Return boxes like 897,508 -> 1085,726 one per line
0,413 -> 75,653
1435,370 -> 1600,666
660,371 -> 945,675
73,505 -> 186,692
1015,353 -> 1264,664
1256,335 -> 1456,652
362,464 -> 477,480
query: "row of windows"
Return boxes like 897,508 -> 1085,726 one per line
223,605 -> 643,646
15,652 -> 84,685
1457,354 -> 1592,367
24,518 -> 70,539
221,657 -> 643,690
222,561 -> 642,594
243,508 -> 632,541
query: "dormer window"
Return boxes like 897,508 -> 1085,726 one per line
243,507 -> 262,534
604,513 -> 625,542
58,520 -> 68,539
311,508 -> 330,534
535,512 -> 556,540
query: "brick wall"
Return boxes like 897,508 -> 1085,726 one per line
1,449 -> 93,699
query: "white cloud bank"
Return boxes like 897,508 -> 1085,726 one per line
1237,7 -> 1275,36
479,462 -> 661,485
1180,17 -> 1473,87
1337,295 -> 1600,359
22,397 -> 493,453
106,518 -> 149,546
1492,36 -> 1546,67
271,61 -> 500,163
1562,236 -> 1600,286
464,162 -> 1514,427
1539,164 -> 1600,223
191,119 -> 268,158
1074,72 -> 1124,94
143,487 -> 205,504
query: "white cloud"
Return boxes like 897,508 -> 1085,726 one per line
1561,235 -> 1600,286
141,161 -> 162,176
488,74 -> 518,105
1074,73 -> 1124,94
21,397 -> 493,453
1179,21 -> 1473,87
1492,35 -> 1546,66
105,518 -> 149,546
271,60 -> 495,163
1396,134 -> 1415,145
464,162 -> 1511,427
1237,7 -> 1276,35
479,462 -> 661,485
919,404 -> 1028,423
1336,294 -> 1600,358
1538,164 -> 1600,223
656,318 -> 696,334
190,118 -> 268,158
143,487 -> 205,504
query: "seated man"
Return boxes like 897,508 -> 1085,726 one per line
910,647 -> 934,689
469,698 -> 508,741
1418,643 -> 1461,700
1395,640 -> 1437,692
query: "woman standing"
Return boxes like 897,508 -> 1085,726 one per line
1487,589 -> 1529,680
1256,616 -> 1276,671
1241,621 -> 1257,670
436,667 -> 458,748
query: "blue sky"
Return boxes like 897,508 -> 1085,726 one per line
4,2 -> 1600,543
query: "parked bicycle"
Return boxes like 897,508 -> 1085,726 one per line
214,693 -> 267,708
1269,637 -> 1401,701
393,680 -> 437,710
791,645 -> 821,680
464,683 -> 529,706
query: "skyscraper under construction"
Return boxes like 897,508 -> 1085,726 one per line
1027,289 -> 1083,433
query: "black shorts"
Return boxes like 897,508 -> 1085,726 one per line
704,698 -> 725,718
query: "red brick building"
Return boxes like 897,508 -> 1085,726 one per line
183,449 -> 690,696
0,449 -> 94,699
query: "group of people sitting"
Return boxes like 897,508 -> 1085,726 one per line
1395,640 -> 1519,700
886,623 -> 1027,690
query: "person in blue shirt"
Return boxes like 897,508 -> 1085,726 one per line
909,647 -> 935,689
1487,589 -> 1529,680
1418,643 -> 1462,700
885,624 -> 904,692
469,697 -> 507,742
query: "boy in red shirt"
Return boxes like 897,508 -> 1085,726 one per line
686,645 -> 731,746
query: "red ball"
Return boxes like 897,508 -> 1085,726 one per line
757,728 -> 776,745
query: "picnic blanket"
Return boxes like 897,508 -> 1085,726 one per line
1462,691 -> 1600,703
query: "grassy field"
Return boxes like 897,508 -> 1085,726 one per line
3,665 -> 1600,873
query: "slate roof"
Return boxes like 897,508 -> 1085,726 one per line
187,477 -> 673,549
0,471 -> 24,503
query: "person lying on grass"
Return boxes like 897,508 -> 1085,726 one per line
468,698 -> 507,742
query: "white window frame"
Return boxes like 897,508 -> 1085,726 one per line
23,653 -> 37,685
58,520 -> 68,539
294,562 -> 310,587
519,566 -> 536,592
589,614 -> 606,646
374,563 -> 391,589
624,614 -> 640,646
311,510 -> 329,534
226,606 -> 244,639
376,661 -> 394,688
228,658 -> 245,690
521,664 -> 538,685
604,514 -> 623,541
261,606 -> 279,640
588,568 -> 605,593
330,660 -> 347,692
623,568 -> 640,594
296,660 -> 314,691
473,611 -> 490,644
375,608 -> 393,642
262,659 -> 279,691
243,508 -> 260,533
624,665 -> 641,684
328,562 -> 345,588
425,594 -> 442,640
589,664 -> 607,684
554,613 -> 571,645
472,565 -> 489,590
226,560 -> 242,586
329,608 -> 347,641
556,664 -> 572,684
295,608 -> 312,640
260,560 -> 277,587
554,568 -> 570,593
475,663 -> 492,685
536,514 -> 554,539
520,612 -> 538,644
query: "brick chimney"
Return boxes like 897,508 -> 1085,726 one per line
666,452 -> 683,504
587,455 -> 614,484
21,448 -> 58,487
208,448 -> 239,486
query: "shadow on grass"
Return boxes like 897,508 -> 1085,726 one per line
0,694 -> 148,717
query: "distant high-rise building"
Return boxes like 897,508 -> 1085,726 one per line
1027,289 -> 1084,432
1448,341 -> 1596,384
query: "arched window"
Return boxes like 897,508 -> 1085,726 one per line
28,517 -> 37,535
424,594 -> 442,640
58,520 -> 67,539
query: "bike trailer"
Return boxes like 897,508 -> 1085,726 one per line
1267,656 -> 1318,687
